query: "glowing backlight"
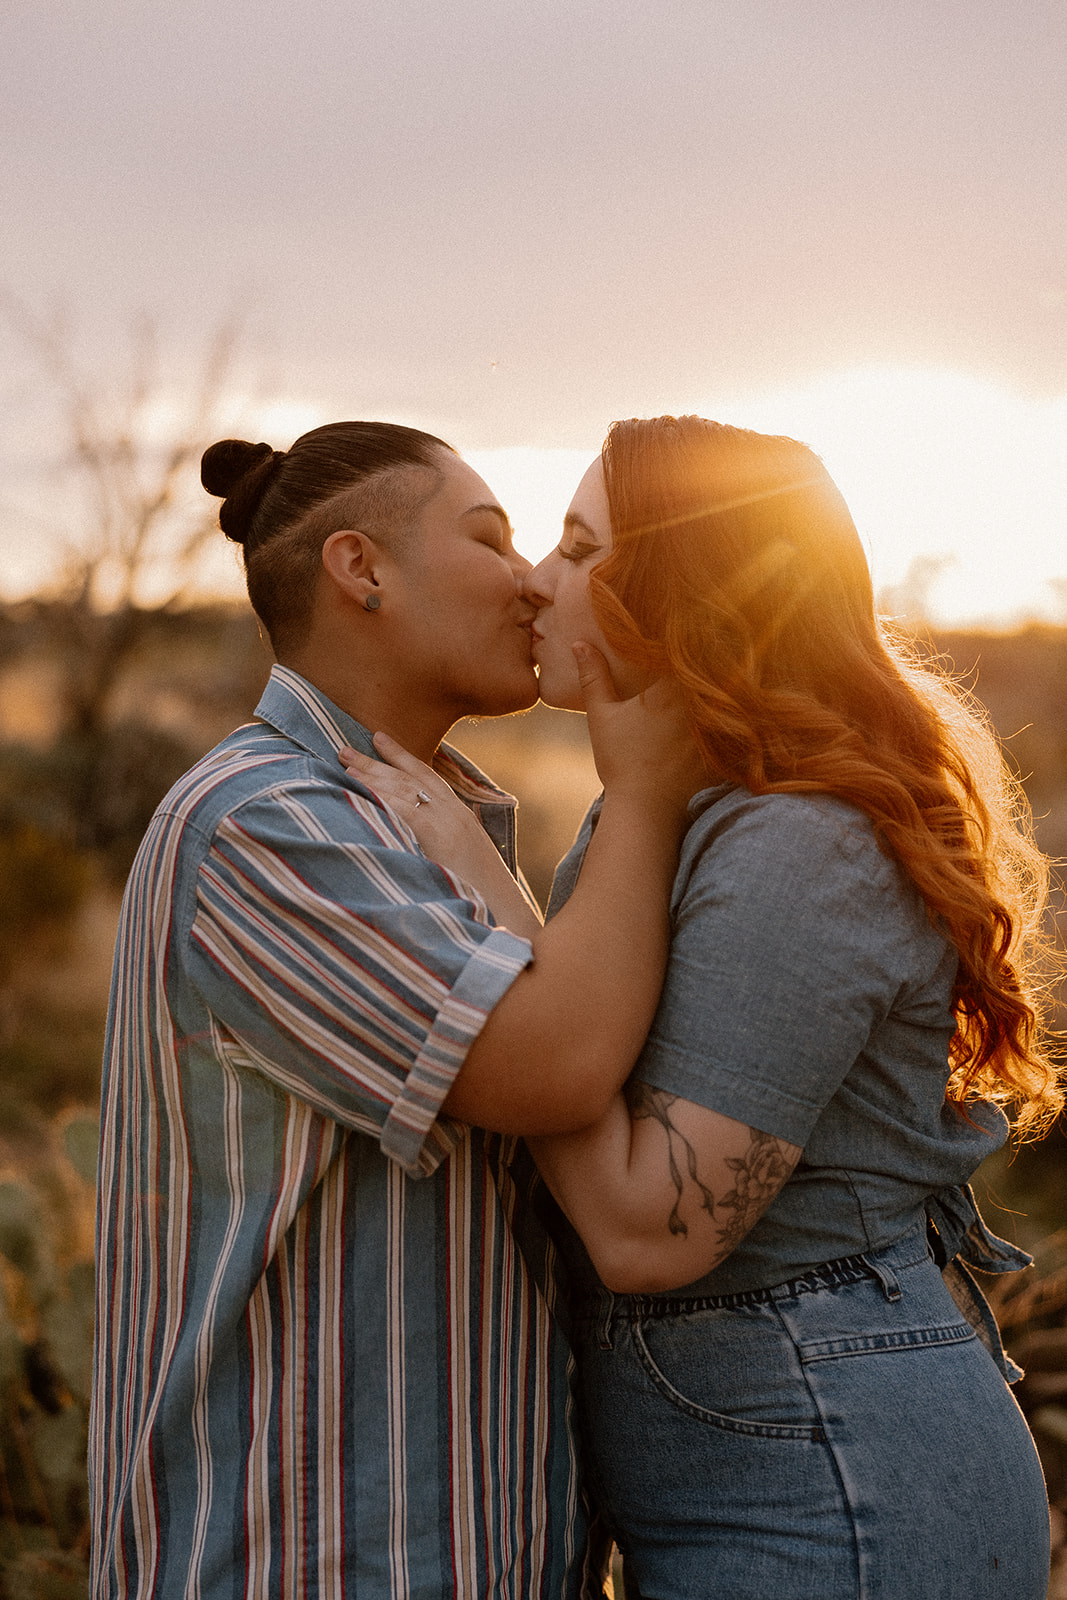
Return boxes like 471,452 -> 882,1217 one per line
474,370 -> 1067,628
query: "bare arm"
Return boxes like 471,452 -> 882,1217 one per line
528,1086 -> 801,1292
341,646 -> 707,1136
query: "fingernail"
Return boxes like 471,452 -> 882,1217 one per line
338,746 -> 359,764
571,642 -> 589,661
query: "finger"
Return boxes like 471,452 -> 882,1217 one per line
371,730 -> 436,779
338,745 -> 373,772
572,641 -> 622,708
337,747 -> 408,798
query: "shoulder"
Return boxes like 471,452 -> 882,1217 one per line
671,786 -> 939,967
680,785 -> 892,888
150,722 -> 402,856
152,722 -> 316,834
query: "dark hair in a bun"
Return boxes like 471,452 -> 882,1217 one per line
201,440 -> 286,545
200,421 -> 452,654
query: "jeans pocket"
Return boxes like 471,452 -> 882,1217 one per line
630,1304 -> 825,1440
783,1261 -> 980,1365
798,1317 -> 977,1363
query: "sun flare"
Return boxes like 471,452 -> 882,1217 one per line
703,368 -> 1067,628
472,370 -> 1067,630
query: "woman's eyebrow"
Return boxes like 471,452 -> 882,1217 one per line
464,502 -> 514,536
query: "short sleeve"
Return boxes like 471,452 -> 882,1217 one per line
636,792 -> 943,1147
185,778 -> 533,1173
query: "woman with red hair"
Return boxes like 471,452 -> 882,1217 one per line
353,415 -> 1058,1598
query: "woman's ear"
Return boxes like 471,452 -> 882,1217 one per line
321,529 -> 384,611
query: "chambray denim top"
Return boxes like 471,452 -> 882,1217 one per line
549,783 -> 1018,1299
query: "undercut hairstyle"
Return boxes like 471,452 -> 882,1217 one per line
593,414 -> 1062,1135
201,421 -> 454,654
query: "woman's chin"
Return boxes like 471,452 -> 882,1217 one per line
535,673 -> 584,713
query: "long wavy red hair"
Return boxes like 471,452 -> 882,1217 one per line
594,415 -> 1061,1134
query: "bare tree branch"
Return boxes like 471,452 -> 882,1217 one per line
0,297 -> 247,741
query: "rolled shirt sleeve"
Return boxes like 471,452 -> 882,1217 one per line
184,777 -> 533,1174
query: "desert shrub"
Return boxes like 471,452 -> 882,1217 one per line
0,818 -> 89,988
0,1115 -> 96,1598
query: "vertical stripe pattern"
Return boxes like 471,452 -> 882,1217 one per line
90,666 -> 594,1598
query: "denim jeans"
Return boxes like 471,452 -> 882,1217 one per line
576,1228 -> 1050,1599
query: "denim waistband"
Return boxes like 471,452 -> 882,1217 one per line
576,1225 -> 932,1328
574,1221 -> 1024,1384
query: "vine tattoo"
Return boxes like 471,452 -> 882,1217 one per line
626,1082 -> 715,1236
625,1082 -> 798,1254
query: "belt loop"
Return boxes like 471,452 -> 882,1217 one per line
595,1289 -> 617,1350
863,1254 -> 903,1302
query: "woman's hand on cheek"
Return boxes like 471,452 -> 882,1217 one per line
575,643 -> 707,830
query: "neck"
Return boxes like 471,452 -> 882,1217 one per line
281,647 -> 451,764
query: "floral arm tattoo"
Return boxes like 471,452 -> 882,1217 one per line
625,1081 -> 799,1254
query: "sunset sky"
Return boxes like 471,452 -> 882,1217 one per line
2,0 -> 1065,625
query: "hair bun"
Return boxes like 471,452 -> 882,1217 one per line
201,439 -> 284,545
201,438 -> 276,498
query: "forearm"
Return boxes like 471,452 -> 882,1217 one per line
443,789 -> 681,1133
341,661 -> 705,1137
527,1096 -> 637,1254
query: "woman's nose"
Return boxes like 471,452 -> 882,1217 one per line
523,553 -> 556,606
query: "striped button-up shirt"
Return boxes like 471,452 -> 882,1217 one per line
91,665 -> 594,1599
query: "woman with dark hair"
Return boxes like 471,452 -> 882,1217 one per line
348,415 -> 1058,1599
94,420 -> 707,1598
201,421 -> 454,656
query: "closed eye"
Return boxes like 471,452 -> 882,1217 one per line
466,507 -> 515,554
557,541 -> 602,563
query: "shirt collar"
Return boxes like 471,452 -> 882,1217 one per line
254,663 -> 518,811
